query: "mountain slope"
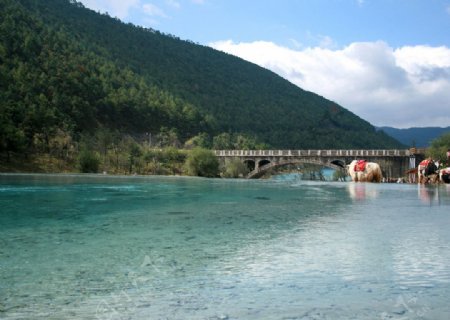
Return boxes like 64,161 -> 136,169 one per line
379,126 -> 450,148
0,0 -> 403,151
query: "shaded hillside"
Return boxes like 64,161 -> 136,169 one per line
379,126 -> 450,148
0,0 -> 402,154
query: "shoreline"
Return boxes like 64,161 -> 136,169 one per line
0,171 -> 426,184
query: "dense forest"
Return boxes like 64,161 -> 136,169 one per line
0,0 -> 403,173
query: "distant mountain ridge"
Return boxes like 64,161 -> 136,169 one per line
378,126 -> 450,147
0,0 -> 403,153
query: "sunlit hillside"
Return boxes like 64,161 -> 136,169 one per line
0,0 -> 403,154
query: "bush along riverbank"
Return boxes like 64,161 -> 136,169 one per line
0,133 -> 254,178
1,125 -> 271,178
0,147 -> 221,178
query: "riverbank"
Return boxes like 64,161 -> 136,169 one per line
0,148 -> 186,176
0,151 -> 433,183
0,153 -> 75,174
0,148 -> 232,178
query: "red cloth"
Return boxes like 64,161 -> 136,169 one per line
419,159 -> 430,167
354,160 -> 367,172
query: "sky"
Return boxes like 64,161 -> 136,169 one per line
79,0 -> 450,128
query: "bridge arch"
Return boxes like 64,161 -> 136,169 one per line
258,159 -> 271,168
247,159 -> 344,179
330,159 -> 346,168
243,159 -> 255,171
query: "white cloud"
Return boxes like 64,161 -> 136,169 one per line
191,0 -> 205,4
209,40 -> 450,128
80,0 -> 140,19
318,35 -> 337,49
165,0 -> 181,9
142,3 -> 168,18
289,38 -> 303,49
305,31 -> 338,49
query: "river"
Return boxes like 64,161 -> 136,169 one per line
1,174 -> 449,319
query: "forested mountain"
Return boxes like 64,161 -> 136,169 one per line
0,0 -> 402,157
378,126 -> 450,148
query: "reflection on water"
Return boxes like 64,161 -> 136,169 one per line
347,182 -> 379,200
418,185 -> 444,206
0,174 -> 450,319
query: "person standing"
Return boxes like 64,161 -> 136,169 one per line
447,148 -> 450,166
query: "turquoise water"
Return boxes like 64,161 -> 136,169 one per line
1,174 -> 450,319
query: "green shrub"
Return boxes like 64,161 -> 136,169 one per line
163,147 -> 186,162
184,148 -> 219,177
222,158 -> 249,178
78,149 -> 100,173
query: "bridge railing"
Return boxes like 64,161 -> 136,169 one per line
214,149 -> 414,157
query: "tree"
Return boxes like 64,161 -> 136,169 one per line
0,116 -> 26,162
212,133 -> 233,149
96,127 -> 115,158
184,132 -> 211,149
127,141 -> 142,174
221,158 -> 249,178
78,148 -> 100,173
0,128 -> 26,162
184,148 -> 219,177
49,128 -> 74,160
427,132 -> 450,164
156,127 -> 180,147
234,134 -> 259,150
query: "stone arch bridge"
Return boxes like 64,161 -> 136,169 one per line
214,149 -> 425,179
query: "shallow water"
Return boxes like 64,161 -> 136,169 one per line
1,174 -> 450,319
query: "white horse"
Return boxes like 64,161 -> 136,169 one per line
346,160 -> 383,183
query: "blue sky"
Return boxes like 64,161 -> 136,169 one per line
79,0 -> 450,128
